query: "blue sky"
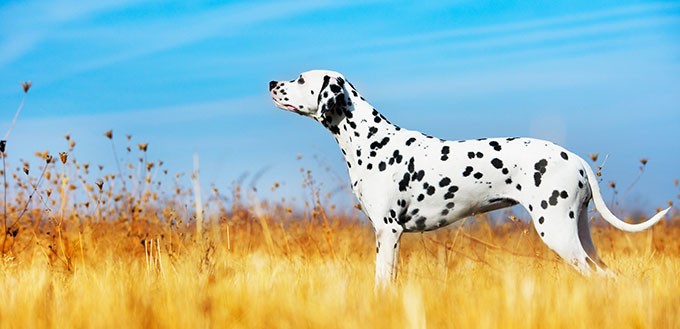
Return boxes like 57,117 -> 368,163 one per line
0,0 -> 678,213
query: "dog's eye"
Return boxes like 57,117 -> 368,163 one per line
297,77 -> 305,84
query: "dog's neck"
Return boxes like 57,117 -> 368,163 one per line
316,91 -> 400,174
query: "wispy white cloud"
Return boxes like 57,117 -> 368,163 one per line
364,41 -> 680,103
0,0 -> 143,68
31,0 -> 377,81
63,1 -> 333,72
354,1 -> 680,50
352,14 -> 680,66
206,2 -> 680,75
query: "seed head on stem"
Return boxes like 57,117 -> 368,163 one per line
21,81 -> 31,93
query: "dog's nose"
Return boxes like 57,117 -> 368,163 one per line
269,81 -> 277,91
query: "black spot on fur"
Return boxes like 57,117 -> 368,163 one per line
538,216 -> 544,224
560,152 -> 569,160
398,173 -> 410,191
489,141 -> 502,151
426,186 -> 435,195
569,211 -> 574,219
491,158 -> 503,169
516,184 -> 522,191
549,190 -> 560,206
560,190 -> 568,199
415,217 -> 427,230
473,172 -> 483,179
541,200 -> 548,209
406,137 -> 416,146
534,159 -> 548,174
534,172 -> 542,187
439,177 -> 451,187
367,127 -> 378,139
463,166 -> 473,177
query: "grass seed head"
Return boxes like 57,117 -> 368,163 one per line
59,152 -> 67,164
589,153 -> 599,162
640,158 -> 648,165
21,81 -> 31,93
104,130 -> 113,139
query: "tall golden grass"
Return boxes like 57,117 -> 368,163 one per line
0,87 -> 678,328
0,131 -> 677,329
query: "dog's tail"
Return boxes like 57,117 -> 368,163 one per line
579,156 -> 670,232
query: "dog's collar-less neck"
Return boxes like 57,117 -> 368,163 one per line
317,93 -> 398,172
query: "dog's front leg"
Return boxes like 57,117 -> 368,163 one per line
374,226 -> 403,287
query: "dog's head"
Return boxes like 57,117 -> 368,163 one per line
269,70 -> 349,119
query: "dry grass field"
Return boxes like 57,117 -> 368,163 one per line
0,131 -> 678,329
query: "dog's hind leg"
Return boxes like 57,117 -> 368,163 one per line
576,201 -> 613,275
529,204 -> 601,275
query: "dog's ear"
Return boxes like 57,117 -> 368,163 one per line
316,76 -> 347,118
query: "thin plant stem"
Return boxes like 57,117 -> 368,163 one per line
3,92 -> 27,141
1,153 -> 6,256
10,160 -> 50,227
2,82 -> 31,256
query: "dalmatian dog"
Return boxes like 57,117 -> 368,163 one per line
269,70 -> 670,285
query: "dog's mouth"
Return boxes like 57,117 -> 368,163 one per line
272,98 -> 298,112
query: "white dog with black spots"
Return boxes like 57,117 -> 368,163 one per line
269,70 -> 670,286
